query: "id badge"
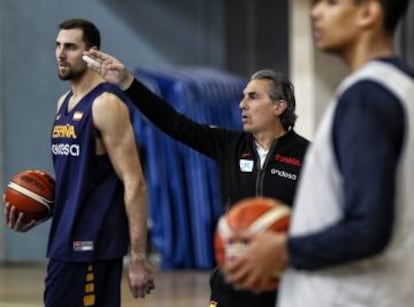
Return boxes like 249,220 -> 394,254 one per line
239,159 -> 254,172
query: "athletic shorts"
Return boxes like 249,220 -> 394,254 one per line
209,267 -> 277,307
44,258 -> 123,307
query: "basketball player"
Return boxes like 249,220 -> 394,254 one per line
222,1 -> 414,306
4,19 -> 154,306
82,50 -> 309,306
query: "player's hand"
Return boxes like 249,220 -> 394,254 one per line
222,231 -> 289,293
83,49 -> 134,90
127,257 -> 155,298
3,201 -> 36,232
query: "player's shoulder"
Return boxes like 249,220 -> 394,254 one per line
339,80 -> 403,119
94,85 -> 125,106
337,81 -> 405,128
92,89 -> 131,121
339,59 -> 412,111
92,93 -> 127,119
345,59 -> 412,93
98,82 -> 125,97
94,82 -> 129,105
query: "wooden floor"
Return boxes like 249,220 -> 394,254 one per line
0,263 -> 210,307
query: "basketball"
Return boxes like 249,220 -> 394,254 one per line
4,169 -> 55,222
214,197 -> 291,289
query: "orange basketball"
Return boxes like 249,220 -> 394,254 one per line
214,197 -> 291,289
4,169 -> 55,222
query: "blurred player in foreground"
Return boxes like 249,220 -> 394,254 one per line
224,0 -> 414,306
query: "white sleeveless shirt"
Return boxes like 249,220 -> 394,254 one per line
278,61 -> 414,307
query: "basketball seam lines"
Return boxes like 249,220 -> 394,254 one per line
249,206 -> 290,234
218,206 -> 290,238
7,182 -> 52,211
218,217 -> 233,239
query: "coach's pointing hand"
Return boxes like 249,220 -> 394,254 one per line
83,49 -> 134,91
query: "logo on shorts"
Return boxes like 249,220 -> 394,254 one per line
73,241 -> 94,251
209,301 -> 218,307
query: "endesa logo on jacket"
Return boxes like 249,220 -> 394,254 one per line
271,168 -> 297,181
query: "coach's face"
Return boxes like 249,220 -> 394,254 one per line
239,79 -> 285,134
55,29 -> 88,81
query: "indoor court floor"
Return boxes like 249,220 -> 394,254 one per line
0,263 -> 210,307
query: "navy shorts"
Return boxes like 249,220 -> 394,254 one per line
44,258 -> 123,307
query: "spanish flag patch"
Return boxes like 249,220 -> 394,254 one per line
73,111 -> 84,121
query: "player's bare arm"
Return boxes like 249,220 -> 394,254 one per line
92,92 -> 155,298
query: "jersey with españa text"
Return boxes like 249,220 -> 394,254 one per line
48,83 -> 133,261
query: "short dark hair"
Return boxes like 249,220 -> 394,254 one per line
59,18 -> 101,49
355,0 -> 410,34
250,69 -> 297,130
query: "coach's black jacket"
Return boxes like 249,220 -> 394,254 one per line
124,78 -> 309,307
125,79 -> 309,208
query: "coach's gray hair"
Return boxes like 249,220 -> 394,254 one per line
250,69 -> 297,130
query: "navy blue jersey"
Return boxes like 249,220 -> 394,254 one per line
48,83 -> 134,261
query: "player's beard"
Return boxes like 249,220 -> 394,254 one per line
58,65 -> 87,81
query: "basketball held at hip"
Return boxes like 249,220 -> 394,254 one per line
4,169 -> 55,222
